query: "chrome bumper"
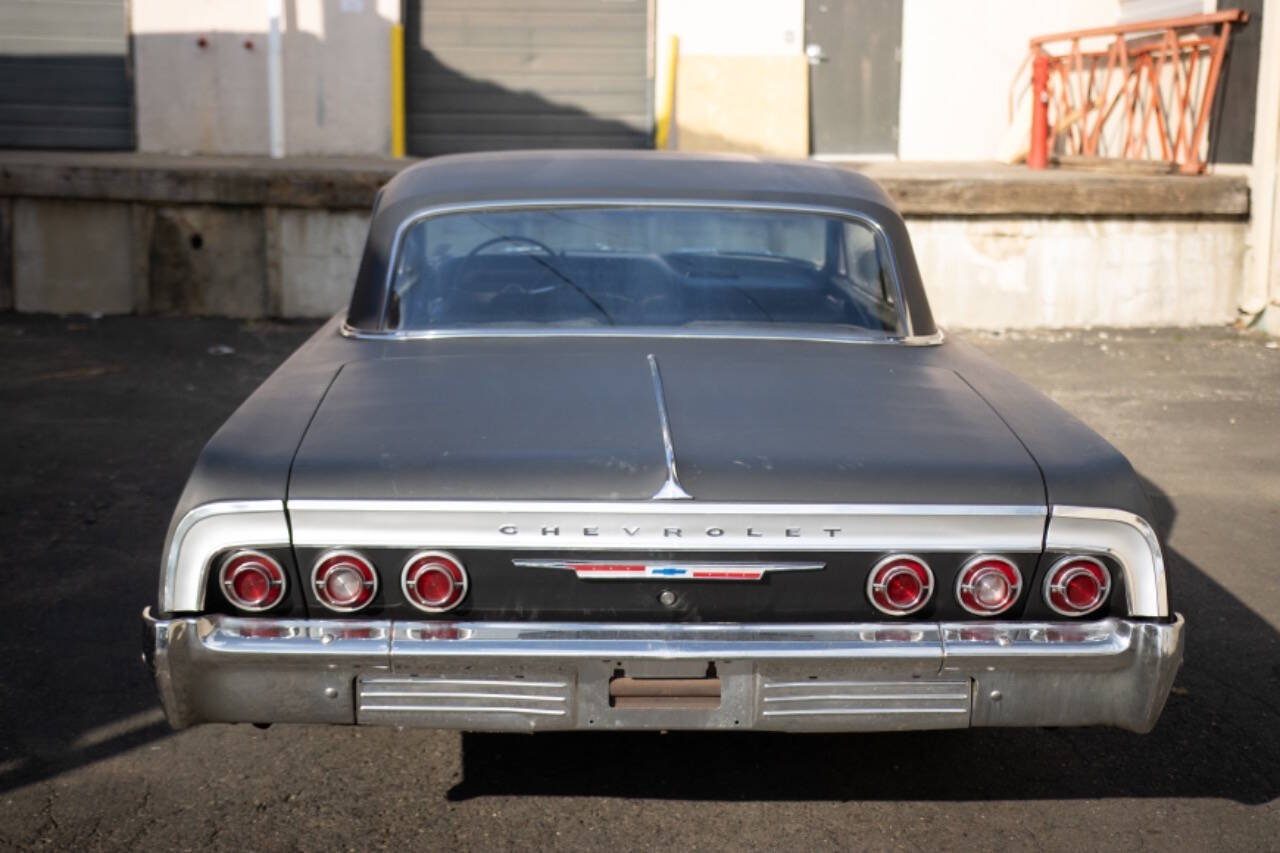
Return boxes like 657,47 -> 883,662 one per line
141,608 -> 1184,734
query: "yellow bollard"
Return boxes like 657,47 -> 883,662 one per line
390,23 -> 406,158
654,34 -> 678,150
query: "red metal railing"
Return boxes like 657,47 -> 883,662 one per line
1021,10 -> 1247,173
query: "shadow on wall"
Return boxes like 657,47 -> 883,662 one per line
401,11 -> 650,156
0,54 -> 134,150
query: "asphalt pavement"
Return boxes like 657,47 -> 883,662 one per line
0,315 -> 1277,851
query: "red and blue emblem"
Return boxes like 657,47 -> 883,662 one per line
512,559 -> 824,581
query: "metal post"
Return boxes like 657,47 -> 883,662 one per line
1028,50 -> 1050,169
654,34 -> 678,151
390,22 -> 406,158
266,0 -> 285,159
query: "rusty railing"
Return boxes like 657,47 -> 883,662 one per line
1020,10 -> 1247,173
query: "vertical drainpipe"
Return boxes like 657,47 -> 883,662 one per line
266,0 -> 285,158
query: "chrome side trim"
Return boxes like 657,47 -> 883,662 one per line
1046,505 -> 1168,618
285,500 -> 1048,553
161,500 -> 290,614
645,353 -> 692,500
345,197 -> 940,344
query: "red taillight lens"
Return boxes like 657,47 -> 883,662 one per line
1044,556 -> 1111,616
402,551 -> 468,612
312,550 -> 378,612
867,554 -> 934,616
956,555 -> 1022,616
219,551 -> 286,612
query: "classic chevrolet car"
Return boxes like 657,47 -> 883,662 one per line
142,151 -> 1183,734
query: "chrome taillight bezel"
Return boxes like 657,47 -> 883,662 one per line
1044,555 -> 1112,616
311,549 -> 379,612
219,549 -> 287,612
955,555 -> 1023,616
866,553 -> 934,616
402,550 -> 469,613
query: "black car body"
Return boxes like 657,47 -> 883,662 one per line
142,152 -> 1183,733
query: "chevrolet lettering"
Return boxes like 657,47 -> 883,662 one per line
141,152 -> 1183,734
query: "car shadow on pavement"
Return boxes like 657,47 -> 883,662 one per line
1,318 -> 1275,807
446,476 -> 1280,804
0,316 -> 323,797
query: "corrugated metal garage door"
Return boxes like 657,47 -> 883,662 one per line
405,0 -> 651,156
0,0 -> 133,150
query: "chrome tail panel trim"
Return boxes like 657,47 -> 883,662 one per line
1047,505 -> 1168,618
511,558 -> 826,581
143,610 -> 1184,733
161,500 -> 290,614
645,353 -> 692,500
285,500 -> 1048,553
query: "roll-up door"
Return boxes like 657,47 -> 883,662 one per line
0,0 -> 134,150
405,0 -> 651,155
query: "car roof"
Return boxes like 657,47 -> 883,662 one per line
374,150 -> 899,210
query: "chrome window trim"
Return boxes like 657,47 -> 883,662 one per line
1046,505 -> 1168,618
161,500 -> 290,615
340,321 -> 945,347
349,197 -> 940,345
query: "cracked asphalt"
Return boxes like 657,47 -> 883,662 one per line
0,315 -> 1277,851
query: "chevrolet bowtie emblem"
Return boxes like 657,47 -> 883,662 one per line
511,560 -> 825,581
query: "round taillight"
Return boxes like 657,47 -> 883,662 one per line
867,554 -> 934,616
219,550 -> 287,612
1044,555 -> 1111,616
956,555 -> 1022,616
312,550 -> 378,612
402,551 -> 468,612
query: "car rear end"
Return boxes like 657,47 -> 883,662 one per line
143,497 -> 1182,734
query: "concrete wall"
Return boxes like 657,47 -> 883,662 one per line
912,217 -> 1244,329
132,0 -> 398,156
3,196 -> 1245,329
657,0 -> 810,157
7,197 -> 370,319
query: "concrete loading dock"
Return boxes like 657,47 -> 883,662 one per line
0,150 -> 1252,329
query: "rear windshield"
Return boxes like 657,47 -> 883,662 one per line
386,205 -> 902,335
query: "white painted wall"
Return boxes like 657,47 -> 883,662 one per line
911,217 -> 1244,329
655,0 -> 809,155
898,0 -> 1119,161
656,0 -> 803,56
1246,0 -> 1280,334
132,0 -> 398,156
